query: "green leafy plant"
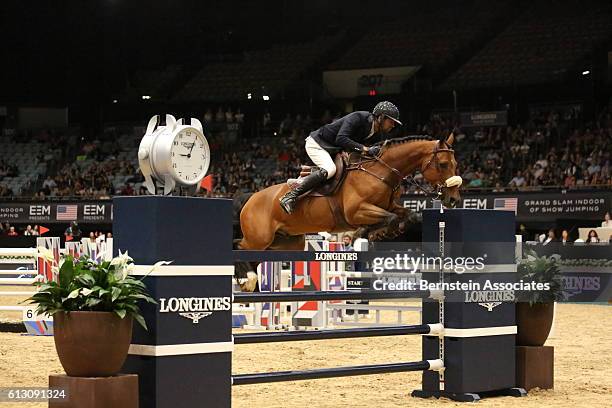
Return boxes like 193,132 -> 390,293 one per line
517,249 -> 566,305
25,250 -> 156,329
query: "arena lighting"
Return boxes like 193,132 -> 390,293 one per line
112,99 -> 118,104
142,95 -> 151,100
247,93 -> 252,99
263,95 -> 270,101
582,70 -> 590,75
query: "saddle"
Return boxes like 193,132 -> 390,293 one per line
287,152 -> 356,197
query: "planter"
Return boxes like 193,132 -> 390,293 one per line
54,311 -> 133,377
516,302 -> 555,346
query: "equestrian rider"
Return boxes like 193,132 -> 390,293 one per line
279,101 -> 402,214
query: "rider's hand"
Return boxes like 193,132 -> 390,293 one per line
367,145 -> 381,157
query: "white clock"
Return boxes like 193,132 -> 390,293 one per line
138,114 -> 211,195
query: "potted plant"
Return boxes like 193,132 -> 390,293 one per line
25,249 -> 156,377
515,249 -> 565,346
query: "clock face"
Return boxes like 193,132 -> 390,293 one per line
170,127 -> 210,184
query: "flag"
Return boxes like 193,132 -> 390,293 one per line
56,205 -> 78,221
494,198 -> 518,214
38,226 -> 49,235
200,174 -> 214,191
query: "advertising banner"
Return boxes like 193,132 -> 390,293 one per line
401,191 -> 611,222
0,202 -> 113,224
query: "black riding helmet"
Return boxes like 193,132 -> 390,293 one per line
373,101 -> 402,125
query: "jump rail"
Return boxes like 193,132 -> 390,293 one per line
233,290 -> 432,303
232,359 -> 443,385
0,278 -> 36,285
233,323 -> 442,344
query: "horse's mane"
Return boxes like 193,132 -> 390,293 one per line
374,135 -> 435,147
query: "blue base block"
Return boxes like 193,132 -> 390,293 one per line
232,314 -> 248,328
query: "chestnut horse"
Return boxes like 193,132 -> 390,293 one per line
236,133 -> 462,290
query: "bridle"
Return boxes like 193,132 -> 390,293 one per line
402,141 -> 456,199
351,139 -> 457,200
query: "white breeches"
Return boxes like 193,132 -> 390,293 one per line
305,136 -> 336,179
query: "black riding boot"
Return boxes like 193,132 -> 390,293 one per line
279,168 -> 328,214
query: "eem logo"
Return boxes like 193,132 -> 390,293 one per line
29,205 -> 51,220
403,199 -> 427,212
83,204 -> 106,220
462,198 -> 487,209
159,297 -> 231,324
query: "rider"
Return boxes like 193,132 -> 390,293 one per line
279,101 -> 402,214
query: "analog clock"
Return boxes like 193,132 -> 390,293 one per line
138,114 -> 211,195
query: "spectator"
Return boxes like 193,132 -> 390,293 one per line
560,230 -> 571,245
23,225 -> 36,236
601,212 -> 611,228
542,229 -> 556,245
64,221 -> 82,241
204,109 -> 213,123
342,235 -> 354,251
235,108 -> 245,123
7,226 -> 18,237
215,107 -> 225,122
586,229 -> 599,243
509,171 -> 526,188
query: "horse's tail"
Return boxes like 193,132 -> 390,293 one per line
232,192 -> 253,245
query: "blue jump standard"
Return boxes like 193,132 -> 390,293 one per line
113,196 -> 527,407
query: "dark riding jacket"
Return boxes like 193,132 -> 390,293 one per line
308,111 -> 378,155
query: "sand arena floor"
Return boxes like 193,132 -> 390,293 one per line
0,299 -> 610,408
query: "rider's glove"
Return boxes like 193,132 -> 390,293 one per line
367,145 -> 381,157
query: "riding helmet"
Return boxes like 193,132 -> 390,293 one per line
373,101 -> 402,125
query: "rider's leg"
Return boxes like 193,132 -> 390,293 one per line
304,136 -> 336,179
279,137 -> 333,214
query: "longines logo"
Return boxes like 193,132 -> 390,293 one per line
180,312 -> 213,324
478,302 -> 502,312
315,252 -> 358,261
159,297 -> 231,324
464,290 -> 514,312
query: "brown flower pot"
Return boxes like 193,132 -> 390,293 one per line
516,302 -> 555,346
53,311 -> 133,377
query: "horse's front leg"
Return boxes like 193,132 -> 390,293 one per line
348,202 -> 400,237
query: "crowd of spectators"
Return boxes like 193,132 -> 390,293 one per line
0,160 -> 19,197
0,105 -> 609,200
409,106 -> 612,194
205,106 -> 611,197
0,222 -> 41,237
34,159 -> 142,200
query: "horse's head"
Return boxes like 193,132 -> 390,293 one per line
420,133 -> 462,208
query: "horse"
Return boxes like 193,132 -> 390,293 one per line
235,132 -> 462,290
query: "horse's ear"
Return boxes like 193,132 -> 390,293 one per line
446,132 -> 455,146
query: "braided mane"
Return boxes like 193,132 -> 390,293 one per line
374,135 -> 435,147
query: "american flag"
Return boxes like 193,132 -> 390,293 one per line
56,205 -> 78,220
494,198 -> 518,214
